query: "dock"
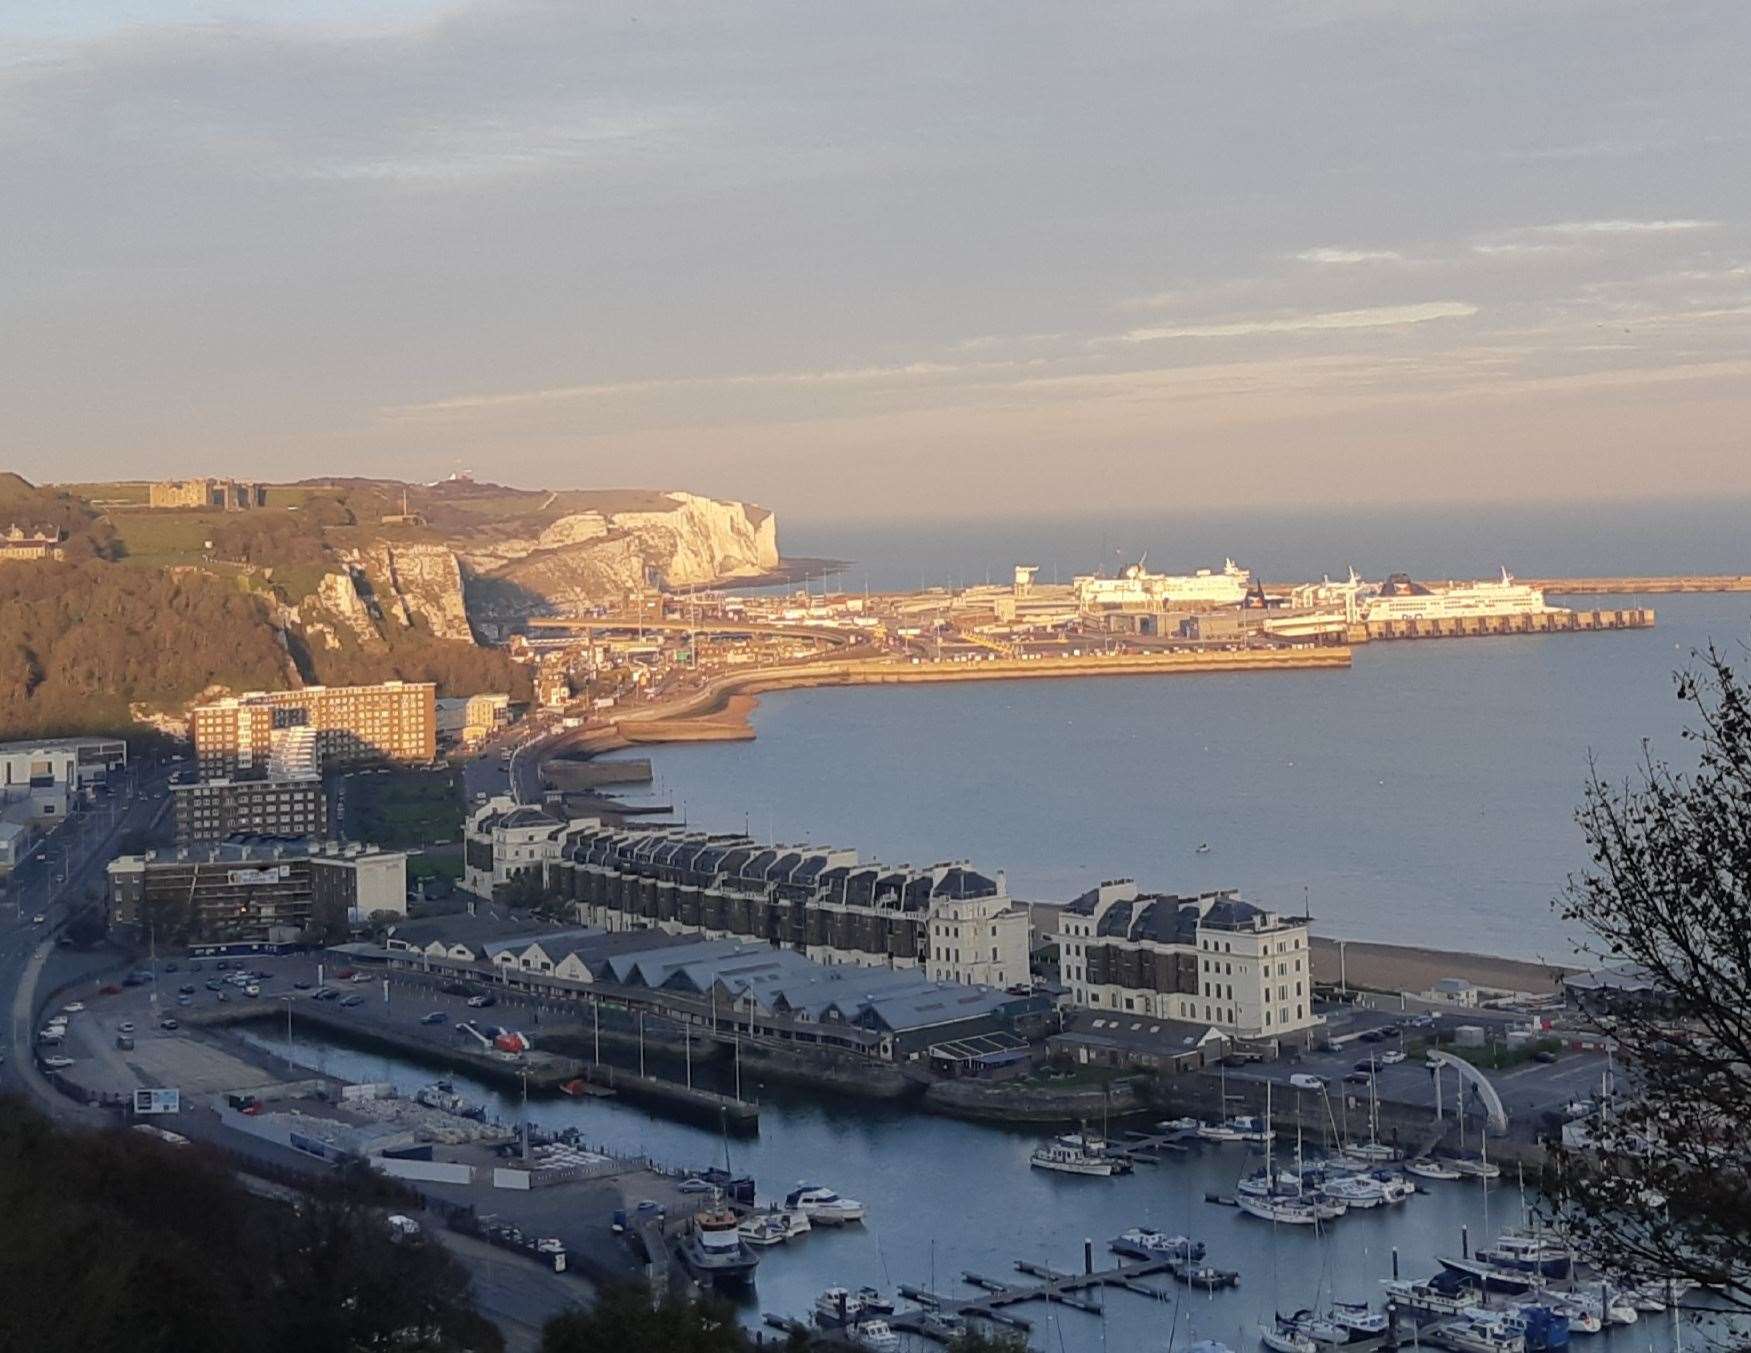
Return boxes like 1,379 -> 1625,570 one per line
885,1255 -> 1190,1343
1353,606 -> 1654,643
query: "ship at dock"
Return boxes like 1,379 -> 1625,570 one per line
1287,568 -> 1555,625
1074,556 -> 1252,610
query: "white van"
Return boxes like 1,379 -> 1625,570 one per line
1289,1073 -> 1326,1091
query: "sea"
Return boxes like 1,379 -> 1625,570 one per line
605,499 -> 1751,964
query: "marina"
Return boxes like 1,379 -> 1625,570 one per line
219,1028 -> 1697,1353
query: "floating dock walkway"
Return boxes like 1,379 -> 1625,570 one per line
884,1254 -> 1194,1343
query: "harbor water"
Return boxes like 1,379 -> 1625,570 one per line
609,590 -> 1751,962
240,1029 -> 1686,1353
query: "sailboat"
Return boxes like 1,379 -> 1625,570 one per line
1451,1087 -> 1502,1179
1237,1084 -> 1322,1225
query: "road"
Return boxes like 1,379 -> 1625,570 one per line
0,758 -> 176,1105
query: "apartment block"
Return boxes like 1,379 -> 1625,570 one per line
172,774 -> 327,844
547,826 -> 1033,990
107,841 -> 406,943
1056,880 -> 1318,1041
192,682 -> 436,777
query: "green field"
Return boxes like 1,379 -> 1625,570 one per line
342,767 -> 465,849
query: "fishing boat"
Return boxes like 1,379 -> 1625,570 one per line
677,1194 -> 759,1288
784,1183 -> 866,1224
1407,1158 -> 1464,1181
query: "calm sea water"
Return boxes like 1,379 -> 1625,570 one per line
616,504 -> 1751,963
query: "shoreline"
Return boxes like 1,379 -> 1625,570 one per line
1309,936 -> 1576,996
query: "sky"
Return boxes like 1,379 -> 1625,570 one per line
4,1 -> 1749,520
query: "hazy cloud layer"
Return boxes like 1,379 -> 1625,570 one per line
3,0 -> 1749,516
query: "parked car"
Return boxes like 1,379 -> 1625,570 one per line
1344,1070 -> 1373,1085
98,984 -> 122,996
244,984 -> 261,998
178,984 -> 196,995
293,980 -> 312,990
1360,1030 -> 1386,1043
420,1011 -> 447,1025
160,1018 -> 179,1031
466,993 -> 497,1009
176,995 -> 193,1007
61,1002 -> 85,1014
115,1034 -> 135,1051
164,962 -> 178,972
1354,1060 -> 1378,1072
440,981 -> 475,997
1533,1049 -> 1559,1064
339,994 -> 365,1008
117,1021 -> 135,1033
1379,1050 -> 1407,1065
206,980 -> 223,991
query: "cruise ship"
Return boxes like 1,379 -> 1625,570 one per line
1360,569 -> 1554,623
1073,556 -> 1251,610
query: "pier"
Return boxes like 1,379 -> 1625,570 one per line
1354,606 -> 1653,643
880,1253 -> 1196,1343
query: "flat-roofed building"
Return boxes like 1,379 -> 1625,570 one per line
172,774 -> 326,844
192,681 -> 436,777
107,840 -> 406,943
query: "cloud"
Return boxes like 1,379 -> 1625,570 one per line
1295,247 -> 1403,265
1538,219 -> 1717,235
1471,242 -> 1569,257
379,357 -> 1043,418
1113,301 -> 1478,343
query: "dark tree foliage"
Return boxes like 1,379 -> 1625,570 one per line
539,1287 -> 751,1353
1547,646 -> 1751,1332
0,1100 -> 501,1352
0,561 -> 294,737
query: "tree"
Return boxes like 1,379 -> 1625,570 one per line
1546,645 -> 1751,1333
539,1287 -> 750,1353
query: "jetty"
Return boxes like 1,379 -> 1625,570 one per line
884,1253 -> 1199,1343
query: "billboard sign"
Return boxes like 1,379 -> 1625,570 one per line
133,1088 -> 181,1116
228,866 -> 289,886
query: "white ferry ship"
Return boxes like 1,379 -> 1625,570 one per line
1360,569 -> 1554,623
1073,555 -> 1251,609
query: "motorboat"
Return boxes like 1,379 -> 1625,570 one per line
1201,1115 -> 1274,1143
1321,1174 -> 1388,1209
852,1286 -> 895,1316
1381,1272 -> 1478,1318
677,1196 -> 759,1288
1058,1130 -> 1133,1172
1552,1287 -> 1638,1327
1407,1158 -> 1464,1181
1344,1141 -> 1400,1163
816,1287 -> 885,1327
1476,1232 -> 1571,1280
1111,1228 -> 1206,1263
1371,1171 -> 1416,1204
1237,1193 -> 1321,1225
1532,1296 -> 1600,1335
1176,1262 -> 1242,1291
1503,1304 -> 1571,1351
1327,1299 -> 1390,1340
784,1183 -> 866,1224
735,1213 -> 790,1247
847,1319 -> 901,1352
1031,1141 -> 1116,1176
1156,1116 -> 1203,1133
1438,1309 -> 1526,1353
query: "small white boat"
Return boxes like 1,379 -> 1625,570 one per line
786,1184 -> 865,1224
1261,1320 -> 1317,1353
1321,1174 -> 1388,1208
816,1287 -> 867,1326
1407,1158 -> 1464,1180
736,1213 -> 789,1247
1450,1156 -> 1502,1179
1440,1309 -> 1526,1353
1031,1141 -> 1115,1176
1156,1116 -> 1203,1133
849,1318 -> 901,1352
1237,1193 -> 1320,1225
1342,1142 -> 1400,1164
1329,1299 -> 1390,1339
1200,1115 -> 1274,1143
1374,1173 -> 1416,1204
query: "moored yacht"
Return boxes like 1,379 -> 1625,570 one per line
1407,1158 -> 1464,1181
1111,1228 -> 1206,1262
1476,1232 -> 1570,1279
736,1213 -> 789,1247
1201,1115 -> 1274,1143
1327,1299 -> 1390,1340
785,1183 -> 865,1224
1438,1309 -> 1526,1353
1261,1316 -> 1318,1353
1238,1193 -> 1322,1225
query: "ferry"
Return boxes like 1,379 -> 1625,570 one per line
1073,556 -> 1252,610
1360,569 -> 1553,624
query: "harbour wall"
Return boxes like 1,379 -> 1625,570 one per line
1353,607 -> 1652,643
